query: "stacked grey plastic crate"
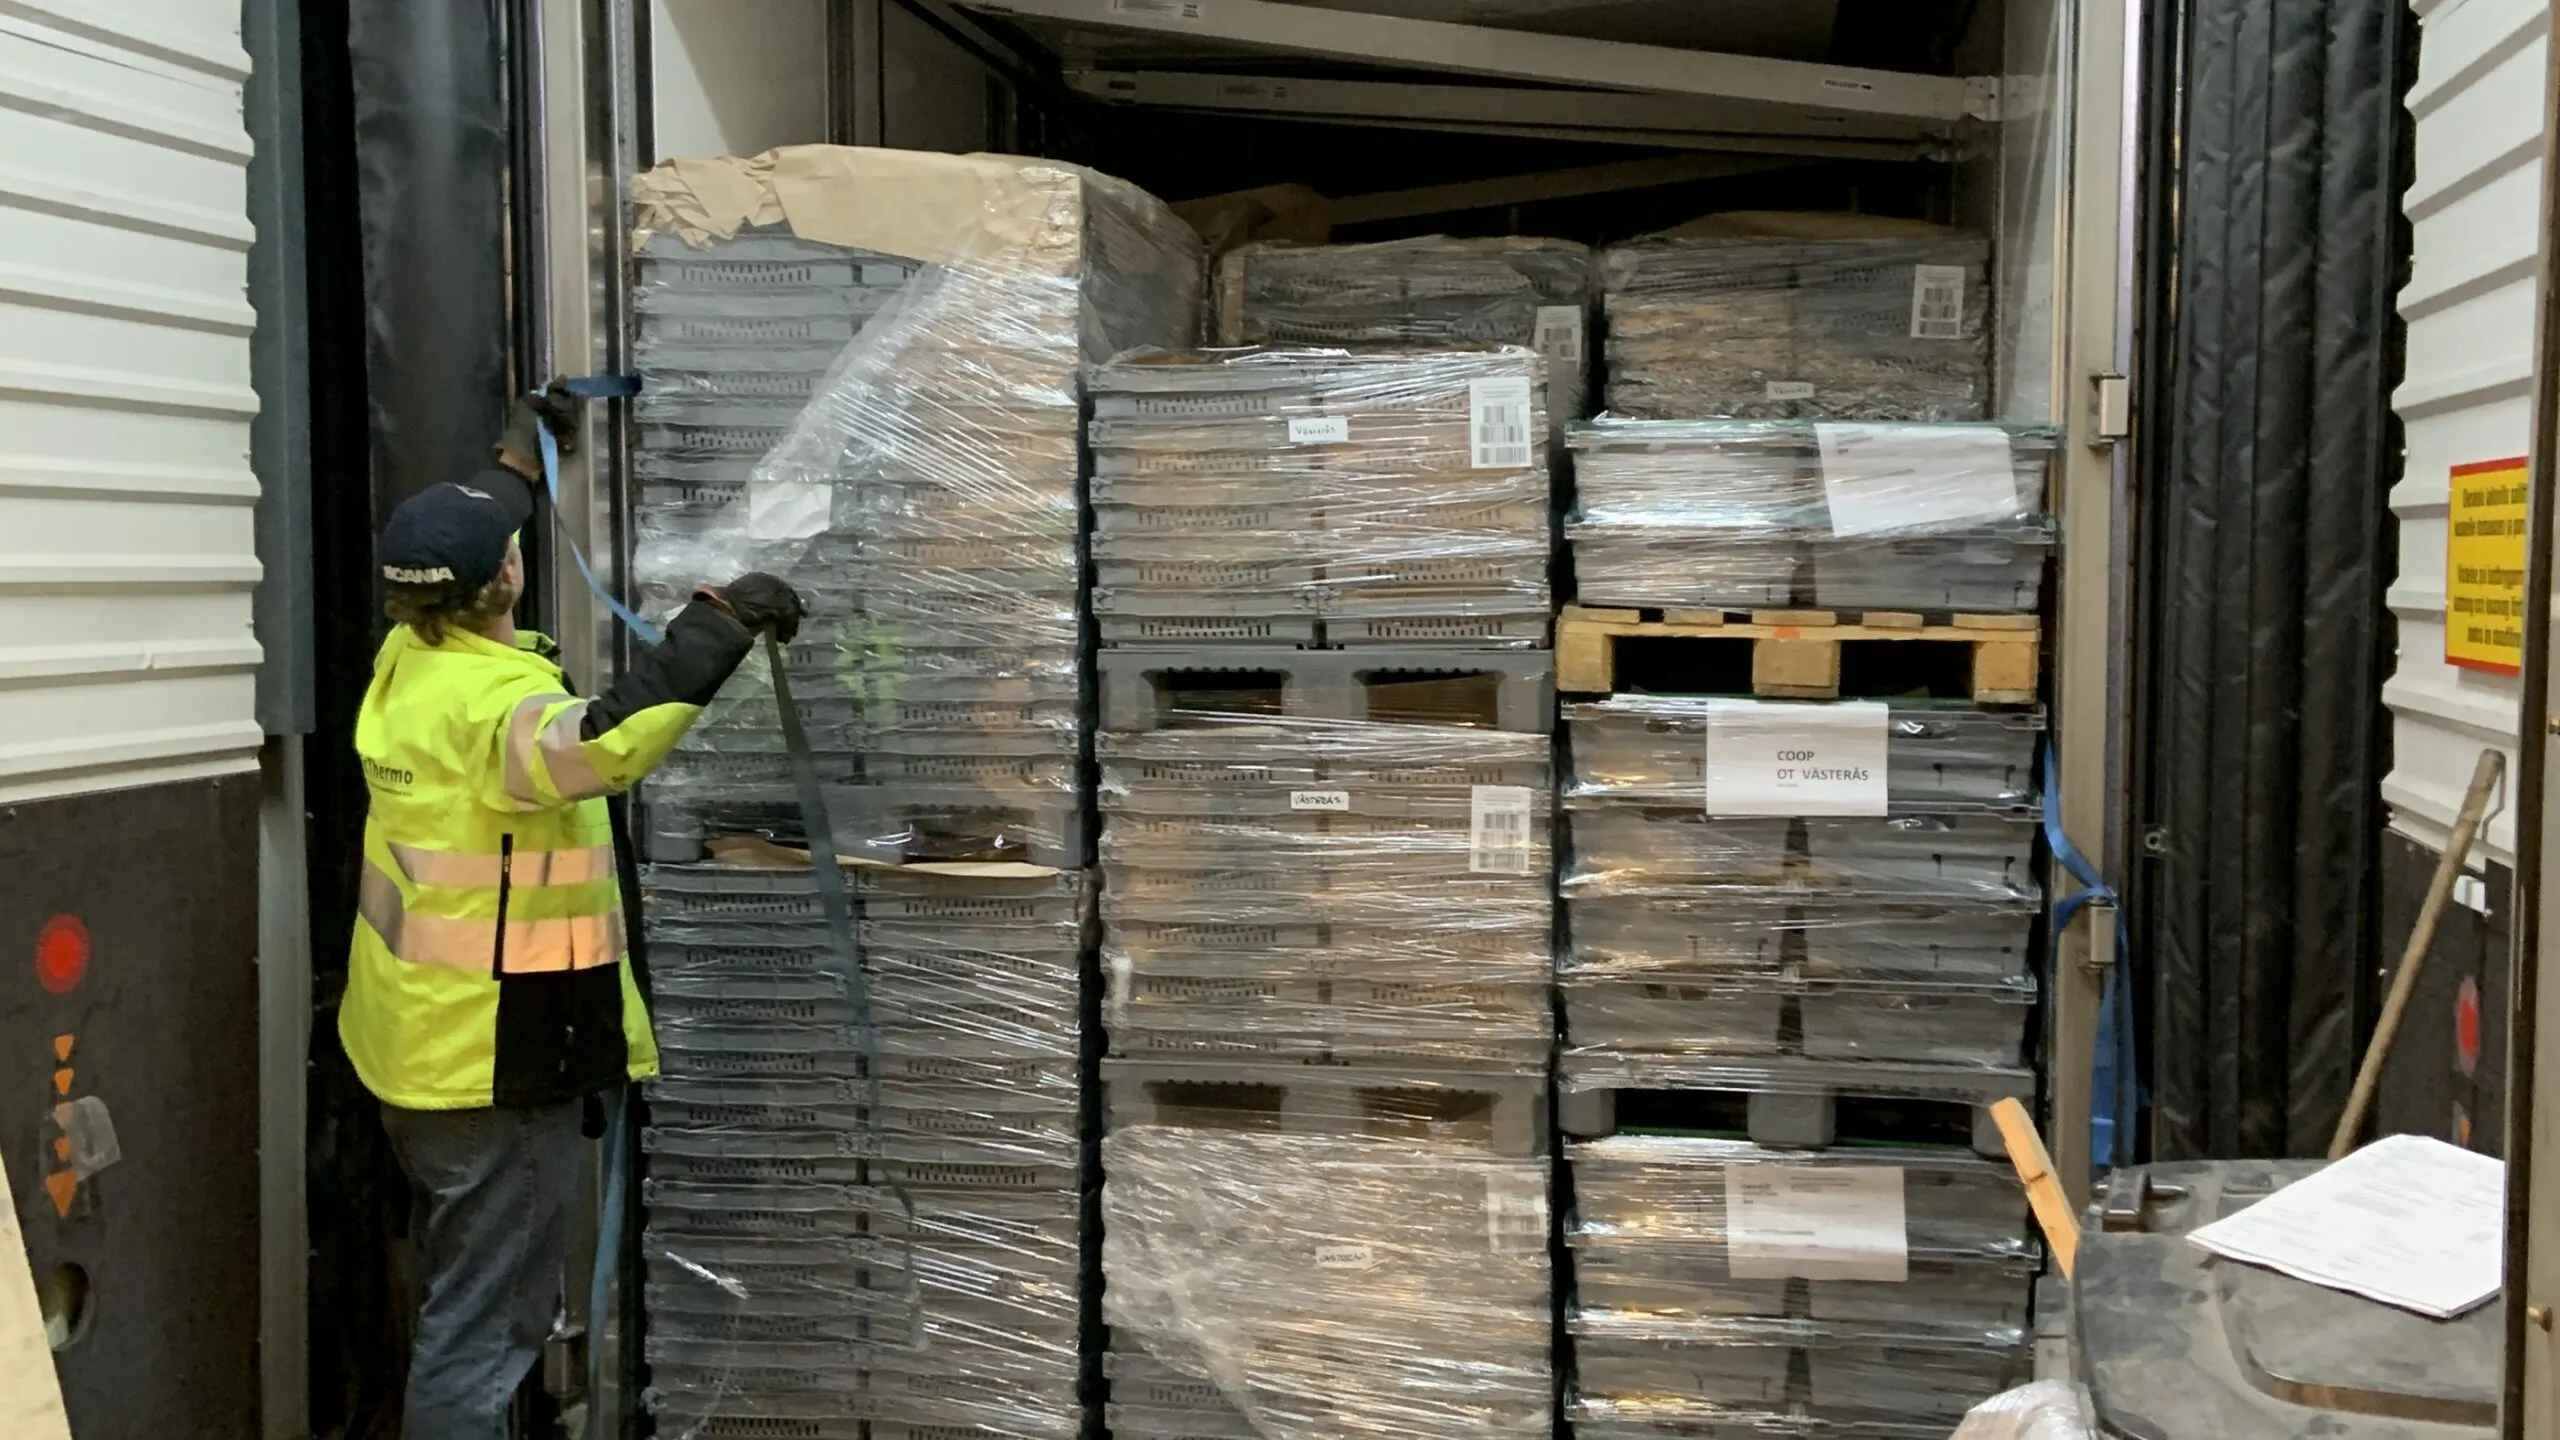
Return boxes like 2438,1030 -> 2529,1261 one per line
1090,347 -> 1552,646
623,157 -> 1202,1440
1095,238 -> 1589,1440
1216,235 -> 1595,434
1560,228 -> 2045,1439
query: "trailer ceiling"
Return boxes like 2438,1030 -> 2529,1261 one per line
994,0 -> 1845,68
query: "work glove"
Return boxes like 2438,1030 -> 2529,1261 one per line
700,572 -> 809,643
498,380 -> 583,470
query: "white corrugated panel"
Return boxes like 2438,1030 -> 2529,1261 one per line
0,2 -> 263,803
2388,0 -> 2546,864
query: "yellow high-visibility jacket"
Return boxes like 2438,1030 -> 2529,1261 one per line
340,603 -> 754,1109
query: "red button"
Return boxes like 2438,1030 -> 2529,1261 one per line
34,915 -> 87,996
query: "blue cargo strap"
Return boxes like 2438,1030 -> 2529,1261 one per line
2043,745 -> 2140,1171
534,375 -> 663,646
550,373 -> 648,1438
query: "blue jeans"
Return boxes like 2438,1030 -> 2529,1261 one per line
381,1098 -> 584,1440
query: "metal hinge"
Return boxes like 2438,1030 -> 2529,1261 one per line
2091,373 -> 2132,443
1964,75 -> 2003,122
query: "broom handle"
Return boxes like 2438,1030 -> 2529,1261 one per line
2329,748 -> 2507,1160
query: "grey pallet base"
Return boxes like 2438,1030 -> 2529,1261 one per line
1099,645 -> 1553,734
1103,1056 -> 1549,1158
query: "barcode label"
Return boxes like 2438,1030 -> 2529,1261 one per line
1469,784 -> 1534,874
1469,376 -> 1535,469
1286,415 -> 1350,445
1533,305 -> 1584,365
1766,381 -> 1817,401
1289,789 -> 1350,811
1910,265 -> 1968,340
1486,1172 -> 1549,1254
1112,0 -> 1205,17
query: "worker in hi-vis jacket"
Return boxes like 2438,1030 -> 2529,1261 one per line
341,386 -> 803,1436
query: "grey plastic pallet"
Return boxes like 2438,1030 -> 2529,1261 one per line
1101,1056 -> 1550,1157
1556,1058 -> 2035,1157
1098,645 -> 1553,733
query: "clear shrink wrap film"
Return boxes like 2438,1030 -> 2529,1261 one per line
1559,968 -> 2035,1068
1564,892 -> 2038,983
1566,1132 -> 2027,1291
1560,697 -> 2042,903
1098,713 -> 1553,1068
1569,1416 -> 1950,1440
1949,1381 -> 2099,1440
1600,234 -> 1993,422
1561,806 -> 2039,902
1102,1127 -> 1552,1440
1214,235 -> 1594,431
1089,346 -> 1552,648
1566,420 -> 2053,612
1568,1310 -> 2032,1431
636,859 -> 1096,1440
1566,698 -> 2043,809
627,151 -> 1201,866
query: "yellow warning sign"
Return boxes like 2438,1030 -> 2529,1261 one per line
2446,457 -> 2529,675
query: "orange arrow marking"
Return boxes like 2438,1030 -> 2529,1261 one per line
44,1171 -> 77,1217
51,1137 -> 70,1163
52,1034 -> 72,1062
52,1068 -> 72,1096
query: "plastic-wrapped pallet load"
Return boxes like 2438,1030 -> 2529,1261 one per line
1089,346 -> 1552,647
1093,713 -> 1557,1439
1097,713 -> 1554,1070
1560,696 -> 2043,1075
1567,1138 -> 2034,1436
1556,694 -> 2041,1435
1103,1126 -> 1553,1440
625,145 -> 1202,865
1601,230 -> 1992,422
637,860 -> 1092,1440
1213,236 -> 1594,430
1568,420 -> 2055,612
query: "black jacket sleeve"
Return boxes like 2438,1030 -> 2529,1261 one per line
579,601 -> 758,739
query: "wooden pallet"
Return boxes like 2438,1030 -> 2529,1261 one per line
1554,604 -> 2040,703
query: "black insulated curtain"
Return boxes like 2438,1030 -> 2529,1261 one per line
2133,0 -> 2412,1159
347,0 -> 510,513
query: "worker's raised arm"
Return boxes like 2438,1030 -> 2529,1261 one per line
497,575 -> 806,809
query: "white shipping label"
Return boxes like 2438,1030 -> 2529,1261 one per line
1486,1172 -> 1550,1254
746,480 -> 833,541
1112,0 -> 1206,18
1910,264 -> 1970,339
1704,699 -> 1889,817
1469,785 -> 1535,874
1765,381 -> 1817,401
1469,376 -> 1536,470
1726,1164 -> 1909,1281
1315,1242 -> 1380,1271
1287,415 -> 1351,445
1289,789 -> 1351,812
1533,305 -> 1585,365
1815,423 -> 2021,538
